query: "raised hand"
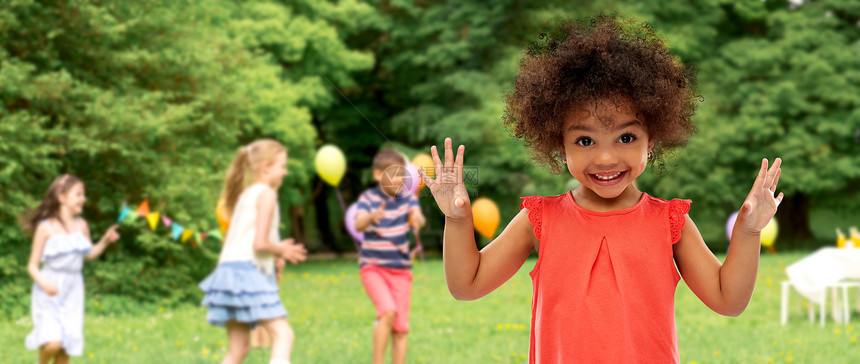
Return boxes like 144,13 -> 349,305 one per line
103,224 -> 120,244
418,138 -> 471,219
737,158 -> 783,234
280,238 -> 308,264
370,201 -> 387,224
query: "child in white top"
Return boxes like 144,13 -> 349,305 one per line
23,174 -> 120,364
199,139 -> 307,364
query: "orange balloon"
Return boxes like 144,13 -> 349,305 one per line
411,153 -> 435,190
472,197 -> 500,239
216,198 -> 230,234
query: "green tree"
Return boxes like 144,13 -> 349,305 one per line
315,0 -> 574,249
0,0 -> 366,316
625,0 -> 860,244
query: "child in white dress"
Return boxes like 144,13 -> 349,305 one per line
23,174 -> 119,364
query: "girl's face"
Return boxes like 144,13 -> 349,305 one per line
264,151 -> 289,188
59,182 -> 86,215
562,99 -> 653,200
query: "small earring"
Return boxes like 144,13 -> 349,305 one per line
647,150 -> 654,159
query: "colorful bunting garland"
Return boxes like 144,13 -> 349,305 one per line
118,200 -> 223,247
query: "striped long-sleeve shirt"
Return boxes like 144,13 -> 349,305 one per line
356,186 -> 420,269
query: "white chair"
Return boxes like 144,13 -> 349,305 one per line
836,281 -> 860,324
781,280 -> 815,325
781,280 -> 857,326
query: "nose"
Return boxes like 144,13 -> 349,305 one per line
594,146 -> 619,167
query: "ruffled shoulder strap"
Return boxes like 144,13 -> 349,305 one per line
668,199 -> 692,244
519,196 -> 543,241
39,219 -> 55,235
41,233 -> 92,261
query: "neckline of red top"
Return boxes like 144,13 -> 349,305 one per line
566,191 -> 649,216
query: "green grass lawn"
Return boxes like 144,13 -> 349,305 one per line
2,251 -> 858,363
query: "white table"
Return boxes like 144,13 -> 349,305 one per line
783,247 -> 860,325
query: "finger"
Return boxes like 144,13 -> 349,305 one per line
770,167 -> 781,192
455,144 -> 465,183
770,157 -> 782,171
754,158 -> 768,188
775,192 -> 784,207
378,201 -> 386,211
430,145 -> 443,179
764,157 -> 781,187
768,158 -> 781,188
444,138 -> 454,168
417,168 -> 435,189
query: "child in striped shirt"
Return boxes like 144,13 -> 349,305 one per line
354,148 -> 425,364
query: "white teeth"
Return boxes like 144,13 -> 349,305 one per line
594,172 -> 622,180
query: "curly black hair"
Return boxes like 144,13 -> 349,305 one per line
504,14 -> 699,174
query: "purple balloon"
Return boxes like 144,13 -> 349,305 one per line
345,202 -> 365,242
726,211 -> 739,241
403,162 -> 420,196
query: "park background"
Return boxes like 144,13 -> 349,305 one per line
1,0 -> 858,362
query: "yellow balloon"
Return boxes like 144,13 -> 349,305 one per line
760,217 -> 778,247
216,198 -> 230,234
315,144 -> 346,186
472,197 -> 500,239
411,153 -> 434,190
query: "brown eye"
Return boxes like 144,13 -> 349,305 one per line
619,134 -> 636,144
575,137 -> 593,147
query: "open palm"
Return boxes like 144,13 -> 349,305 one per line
738,158 -> 783,233
418,138 -> 472,219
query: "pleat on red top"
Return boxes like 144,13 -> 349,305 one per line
520,192 -> 690,364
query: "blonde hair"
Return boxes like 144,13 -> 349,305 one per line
221,139 -> 285,218
21,174 -> 84,233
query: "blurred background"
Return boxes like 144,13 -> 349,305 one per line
1,0 -> 858,321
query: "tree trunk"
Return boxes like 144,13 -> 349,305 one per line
289,205 -> 306,245
775,192 -> 814,241
313,181 -> 342,253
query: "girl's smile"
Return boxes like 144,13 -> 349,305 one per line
589,170 -> 627,185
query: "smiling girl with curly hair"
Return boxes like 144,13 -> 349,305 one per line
419,14 -> 784,363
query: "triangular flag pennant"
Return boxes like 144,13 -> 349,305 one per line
181,229 -> 193,243
136,200 -> 150,217
161,215 -> 172,227
200,232 -> 209,241
146,212 -> 161,231
193,233 -> 202,247
172,224 -> 184,241
117,205 -> 132,223
208,230 -> 223,242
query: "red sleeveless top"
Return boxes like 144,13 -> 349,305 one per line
521,192 -> 690,363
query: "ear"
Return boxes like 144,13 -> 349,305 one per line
647,139 -> 655,152
373,169 -> 382,182
557,142 -> 567,162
